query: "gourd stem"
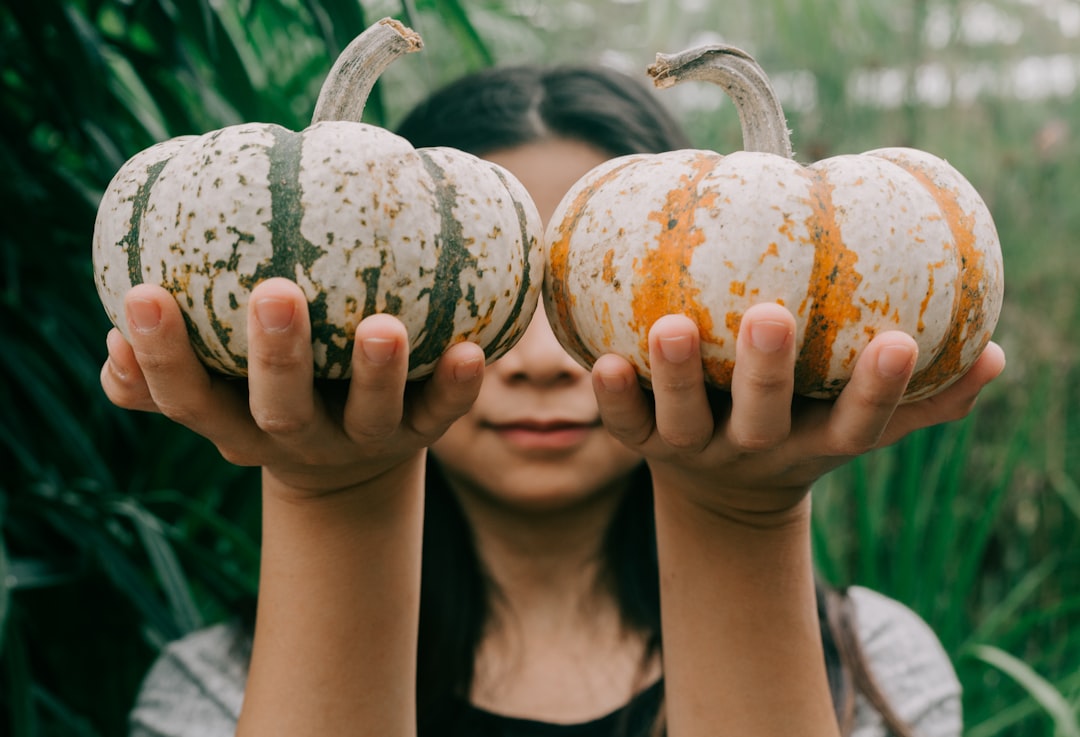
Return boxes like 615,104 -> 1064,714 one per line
312,18 -> 423,125
648,45 -> 793,159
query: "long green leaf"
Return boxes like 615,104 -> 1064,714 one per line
431,0 -> 495,66
894,427 -> 928,601
1049,471 -> 1080,524
1,615 -> 37,737
941,395 -> 1040,647
2,351 -> 113,485
968,644 -> 1080,737
101,45 -> 171,142
30,684 -> 102,737
966,554 -> 1060,646
118,501 -> 204,635
0,517 -> 9,657
42,504 -> 182,642
966,670 -> 1080,737
920,419 -> 973,614
140,489 -> 260,566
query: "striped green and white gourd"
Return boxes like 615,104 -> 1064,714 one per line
544,44 -> 1003,401
93,19 -> 544,379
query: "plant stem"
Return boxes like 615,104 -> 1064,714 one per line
648,44 -> 793,159
311,18 -> 423,125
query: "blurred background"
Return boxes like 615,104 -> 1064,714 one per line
1,0 -> 1077,734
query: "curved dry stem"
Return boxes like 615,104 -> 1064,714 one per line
312,18 -> 423,125
648,45 -> 793,159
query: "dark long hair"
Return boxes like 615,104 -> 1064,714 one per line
396,64 -> 917,737
399,66 -> 680,735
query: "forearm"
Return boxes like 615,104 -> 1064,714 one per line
654,485 -> 839,737
237,456 -> 426,737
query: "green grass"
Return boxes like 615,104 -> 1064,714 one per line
2,0 -> 1077,734
812,369 -> 1080,735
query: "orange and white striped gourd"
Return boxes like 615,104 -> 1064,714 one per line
544,44 -> 1003,400
93,19 -> 543,379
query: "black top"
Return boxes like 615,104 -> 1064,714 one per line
449,680 -> 664,737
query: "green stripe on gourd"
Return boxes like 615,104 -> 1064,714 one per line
483,165 -> 539,360
124,157 -> 169,287
410,149 -> 478,370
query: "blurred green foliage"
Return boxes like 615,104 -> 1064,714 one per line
1,0 -> 1077,735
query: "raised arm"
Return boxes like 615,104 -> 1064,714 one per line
103,277 -> 485,736
592,303 -> 1005,737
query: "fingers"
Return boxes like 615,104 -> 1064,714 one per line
593,352 -> 654,447
881,340 -> 1005,446
825,332 -> 918,454
342,318 -> 487,448
406,340 -> 486,440
246,279 -> 316,437
122,284 -> 261,453
594,314 -> 719,455
595,308 -> 920,464
595,308 -> 799,455
728,304 -> 797,449
342,313 -> 412,442
101,327 -> 157,411
647,314 -> 714,452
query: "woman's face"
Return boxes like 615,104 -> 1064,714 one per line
430,138 -> 643,513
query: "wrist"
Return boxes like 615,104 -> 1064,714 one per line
263,451 -> 427,505
647,462 -> 813,527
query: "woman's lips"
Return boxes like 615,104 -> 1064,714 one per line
489,420 -> 599,451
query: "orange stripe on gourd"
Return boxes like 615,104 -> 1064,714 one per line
630,153 -> 720,367
546,158 -> 641,369
795,169 -> 863,396
886,156 -> 995,397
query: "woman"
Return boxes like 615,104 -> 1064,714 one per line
112,64 -> 1005,737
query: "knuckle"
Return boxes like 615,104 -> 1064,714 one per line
154,400 -> 202,428
216,445 -> 260,467
847,378 -> 905,413
250,347 -> 307,374
825,434 -> 876,458
346,419 -> 399,445
660,429 -> 710,454
131,347 -> 174,375
251,410 -> 313,437
657,376 -> 700,394
739,369 -> 791,395
859,391 -> 902,414
412,406 -> 471,442
101,370 -> 145,410
104,388 -> 145,411
606,422 -> 653,449
730,429 -> 786,453
931,393 -> 978,422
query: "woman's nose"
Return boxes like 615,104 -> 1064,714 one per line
491,305 -> 587,386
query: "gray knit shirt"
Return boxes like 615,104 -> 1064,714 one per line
129,586 -> 961,736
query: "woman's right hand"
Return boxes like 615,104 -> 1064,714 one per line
101,277 -> 486,498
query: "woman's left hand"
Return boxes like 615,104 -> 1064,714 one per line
591,303 -> 1006,517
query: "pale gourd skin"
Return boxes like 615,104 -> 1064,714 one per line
544,145 -> 1003,400
93,120 -> 544,379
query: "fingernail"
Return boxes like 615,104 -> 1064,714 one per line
598,371 -> 630,393
453,355 -> 484,383
254,298 -> 294,333
127,299 -> 161,333
658,335 -> 694,364
749,320 -> 791,353
361,337 -> 397,365
878,344 -> 915,377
